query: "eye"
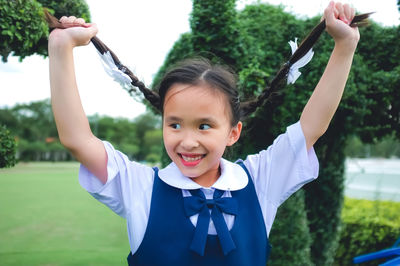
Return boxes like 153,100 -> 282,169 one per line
199,124 -> 211,130
170,123 -> 181,129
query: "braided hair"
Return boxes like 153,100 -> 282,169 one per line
44,10 -> 372,125
154,13 -> 371,124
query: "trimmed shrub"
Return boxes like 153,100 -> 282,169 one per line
335,198 -> 400,266
0,125 -> 17,168
268,190 -> 313,266
0,0 -> 90,62
0,0 -> 48,61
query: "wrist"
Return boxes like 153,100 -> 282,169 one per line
334,31 -> 359,49
333,38 -> 358,55
48,31 -> 76,53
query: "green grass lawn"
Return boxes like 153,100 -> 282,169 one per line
0,162 -> 129,265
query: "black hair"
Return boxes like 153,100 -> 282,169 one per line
143,13 -> 372,125
44,10 -> 372,126
157,58 -> 241,126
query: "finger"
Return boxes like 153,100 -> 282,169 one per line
65,16 -> 77,24
85,23 -> 98,37
59,16 -> 68,23
335,2 -> 344,19
333,6 -> 339,19
343,4 -> 352,24
75,18 -> 85,25
335,2 -> 349,24
324,1 -> 336,24
350,5 -> 356,22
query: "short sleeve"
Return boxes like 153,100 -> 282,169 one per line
79,141 -> 155,219
243,121 -> 319,234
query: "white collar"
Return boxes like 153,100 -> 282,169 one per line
158,158 -> 248,191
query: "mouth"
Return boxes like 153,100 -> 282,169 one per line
179,153 -> 205,167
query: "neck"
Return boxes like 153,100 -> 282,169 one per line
192,166 -> 221,188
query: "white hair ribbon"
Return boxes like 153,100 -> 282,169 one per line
287,38 -> 314,84
97,51 -> 135,92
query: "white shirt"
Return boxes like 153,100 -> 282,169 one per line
79,121 -> 319,254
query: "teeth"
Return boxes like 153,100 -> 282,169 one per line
182,155 -> 203,162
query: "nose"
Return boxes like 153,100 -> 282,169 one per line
180,131 -> 199,150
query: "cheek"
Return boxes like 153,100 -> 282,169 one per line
162,129 -> 176,152
208,137 -> 228,154
162,130 -> 170,147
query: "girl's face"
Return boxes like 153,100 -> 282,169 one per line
162,83 -> 242,187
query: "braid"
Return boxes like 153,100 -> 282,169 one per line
44,10 -> 161,111
240,12 -> 373,119
44,9 -> 372,119
90,37 -> 161,110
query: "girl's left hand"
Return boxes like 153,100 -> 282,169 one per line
324,1 -> 360,47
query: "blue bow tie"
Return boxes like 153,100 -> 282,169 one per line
183,189 -> 238,256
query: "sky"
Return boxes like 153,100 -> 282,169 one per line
1,0 -> 399,120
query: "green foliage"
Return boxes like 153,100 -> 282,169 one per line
237,63 -> 269,99
345,135 -> 400,158
237,4 -> 305,74
190,0 -> 243,66
0,0 -> 90,62
87,112 -> 162,162
304,134 -> 346,266
0,0 -> 47,62
0,99 -> 69,161
0,101 -> 162,163
335,198 -> 400,266
268,190 -> 313,266
0,100 -> 59,152
153,2 -> 399,265
38,0 -> 90,22
352,24 -> 400,141
132,112 -> 162,161
0,125 -> 17,168
152,33 -> 194,89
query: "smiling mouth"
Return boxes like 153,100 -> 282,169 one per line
179,153 -> 205,166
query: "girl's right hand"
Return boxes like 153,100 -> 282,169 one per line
48,16 -> 98,49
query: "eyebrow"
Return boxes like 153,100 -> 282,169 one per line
164,116 -> 182,123
164,116 -> 218,125
197,117 -> 218,125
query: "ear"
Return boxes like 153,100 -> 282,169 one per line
227,121 -> 242,146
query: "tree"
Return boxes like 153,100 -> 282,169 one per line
153,2 -> 312,265
190,0 -> 243,66
0,125 -> 17,168
1,99 -> 72,162
133,112 -> 162,161
0,0 -> 90,62
152,2 -> 399,265
0,0 -> 90,166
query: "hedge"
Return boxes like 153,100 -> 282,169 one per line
334,198 -> 400,265
0,0 -> 90,62
0,125 -> 17,168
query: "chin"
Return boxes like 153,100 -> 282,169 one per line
179,168 -> 201,178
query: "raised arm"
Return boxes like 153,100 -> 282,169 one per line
300,1 -> 359,150
49,16 -> 108,183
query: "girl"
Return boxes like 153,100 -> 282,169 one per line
48,1 -> 359,265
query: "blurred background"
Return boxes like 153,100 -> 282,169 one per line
1,0 -> 399,265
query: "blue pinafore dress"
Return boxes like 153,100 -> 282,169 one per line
127,163 -> 271,265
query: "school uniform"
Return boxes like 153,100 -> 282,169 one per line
79,121 -> 319,265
